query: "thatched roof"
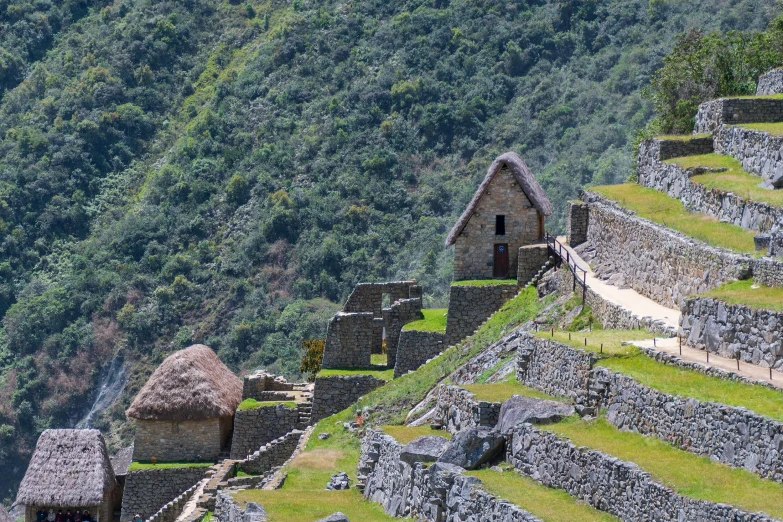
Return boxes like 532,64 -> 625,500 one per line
445,152 -> 553,246
16,430 -> 117,507
126,344 -> 242,421
110,444 -> 133,477
0,504 -> 13,522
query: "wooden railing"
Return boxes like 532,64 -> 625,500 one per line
545,232 -> 587,302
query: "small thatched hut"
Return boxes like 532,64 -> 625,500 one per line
16,430 -> 120,522
1,504 -> 14,522
126,344 -> 242,462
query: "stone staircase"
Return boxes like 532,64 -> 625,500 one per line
525,256 -> 556,288
196,459 -> 240,511
296,396 -> 313,429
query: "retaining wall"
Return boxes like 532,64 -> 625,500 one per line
517,244 -> 549,285
230,403 -> 300,460
384,297 -> 424,368
120,467 -> 207,521
240,429 -> 303,475
394,330 -> 446,378
695,97 -> 783,133
321,312 -> 375,368
445,283 -> 518,345
507,423 -> 775,522
714,124 -> 783,188
311,374 -> 386,422
680,297 -> 783,369
435,385 -> 501,434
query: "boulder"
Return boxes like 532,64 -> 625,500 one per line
495,395 -> 575,434
437,427 -> 504,469
326,471 -> 351,490
399,435 -> 451,465
315,513 -> 350,522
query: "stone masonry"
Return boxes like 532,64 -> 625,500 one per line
242,370 -> 296,400
453,165 -> 543,280
565,201 -> 589,246
516,244 -> 549,286
120,467 -> 207,521
435,385 -> 501,434
311,374 -> 386,422
680,297 -> 783,369
384,298 -> 424,369
321,312 -> 376,369
694,97 -> 783,133
132,417 -> 231,462
445,283 -> 518,345
239,429 -> 303,475
394,330 -> 446,378
229,403 -> 300,460
758,68 -> 783,95
714,124 -> 783,188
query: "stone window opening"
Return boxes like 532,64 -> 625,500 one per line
495,215 -> 506,236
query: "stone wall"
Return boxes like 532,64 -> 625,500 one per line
242,370 -> 296,400
516,244 -> 549,285
435,385 -> 501,434
507,423 -> 775,522
694,97 -> 783,133
343,281 -> 421,315
757,68 -> 783,95
600,368 -> 783,483
133,417 -> 230,462
229,403 -> 299,460
359,429 -> 542,522
321,312 -> 375,368
714,124 -> 783,188
147,483 -> 201,522
680,297 -> 783,369
638,138 -> 783,234
384,298 -> 424,368
445,284 -> 517,345
240,429 -> 303,475
120,467 -> 207,521
311,374 -> 386,422
394,330 -> 446,378
565,201 -> 589,246
453,165 -> 543,280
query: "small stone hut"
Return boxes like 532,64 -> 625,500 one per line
16,429 -> 121,522
126,344 -> 242,462
446,152 -> 553,280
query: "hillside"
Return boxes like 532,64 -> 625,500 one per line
0,0 -> 778,503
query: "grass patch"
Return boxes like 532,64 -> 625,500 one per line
467,467 -> 618,522
474,353 -> 516,383
726,93 -> 783,100
370,353 -> 387,366
238,399 -> 298,410
403,308 -> 448,332
738,122 -> 783,135
380,425 -> 451,444
233,490 -> 396,521
535,329 -> 656,357
462,381 -> 569,403
546,416 -> 783,519
590,184 -> 757,253
452,278 -> 517,286
128,461 -> 212,471
656,133 -> 711,141
701,278 -> 783,311
669,154 -> 783,208
317,366 -> 393,380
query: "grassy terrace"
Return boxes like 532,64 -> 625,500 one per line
546,416 -> 783,519
537,329 -> 783,422
668,153 -> 783,207
403,308 -> 447,332
238,399 -> 298,411
701,279 -> 783,311
452,278 -> 517,286
467,467 -> 618,522
739,122 -> 783,135
656,133 -> 711,141
591,183 -> 757,253
317,353 -> 392,380
128,461 -> 212,471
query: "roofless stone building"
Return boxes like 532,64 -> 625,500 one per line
126,344 -> 242,462
446,152 -> 553,280
16,429 -> 121,522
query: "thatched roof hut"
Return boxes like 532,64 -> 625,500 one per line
0,504 -> 14,522
16,429 -> 118,507
126,344 -> 242,421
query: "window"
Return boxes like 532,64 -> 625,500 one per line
495,215 -> 505,235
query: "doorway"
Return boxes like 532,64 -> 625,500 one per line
493,244 -> 509,278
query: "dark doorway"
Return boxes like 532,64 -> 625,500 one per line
493,244 -> 509,278
495,215 -> 506,235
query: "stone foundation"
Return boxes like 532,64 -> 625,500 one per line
516,244 -> 549,285
694,97 -> 783,133
435,385 -> 501,434
229,404 -> 300,460
445,283 -> 518,345
311,374 -> 386,422
680,297 -> 783,369
394,330 -> 446,378
120,467 -> 207,521
132,417 -> 231,462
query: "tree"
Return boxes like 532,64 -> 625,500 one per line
300,339 -> 325,381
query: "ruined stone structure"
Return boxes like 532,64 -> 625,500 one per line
120,467 -> 207,521
321,281 -> 422,369
565,201 -> 589,246
230,403 -> 300,460
393,330 -> 446,378
435,385 -> 501,434
446,152 -> 553,280
444,283 -> 517,345
311,374 -> 386,422
516,244 -> 549,285
240,430 -> 303,475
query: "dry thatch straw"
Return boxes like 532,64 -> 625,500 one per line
16,429 -> 117,507
0,504 -> 13,522
445,151 -> 554,246
126,344 -> 242,421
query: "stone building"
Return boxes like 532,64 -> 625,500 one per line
445,152 -> 553,280
16,430 -> 121,522
126,344 -> 242,462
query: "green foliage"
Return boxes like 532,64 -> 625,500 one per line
299,338 -> 325,381
237,399 -> 298,410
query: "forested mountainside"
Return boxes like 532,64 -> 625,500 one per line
0,0 -> 777,503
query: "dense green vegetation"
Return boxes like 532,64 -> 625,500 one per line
0,0 -> 776,503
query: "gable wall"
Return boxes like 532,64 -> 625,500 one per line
453,166 -> 542,280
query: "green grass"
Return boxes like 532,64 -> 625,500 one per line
591,184 -> 757,253
738,122 -> 783,135
238,399 -> 298,410
467,467 -> 618,522
317,366 -> 393,380
452,278 -> 518,286
462,381 -> 569,403
234,490 -> 397,521
669,153 -> 783,208
403,308 -> 448,332
379,424 -> 452,444
546,416 -> 783,519
701,278 -> 783,311
128,461 -> 212,471
535,329 -> 657,357
370,353 -> 387,366
726,93 -> 783,100
656,133 -> 711,141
